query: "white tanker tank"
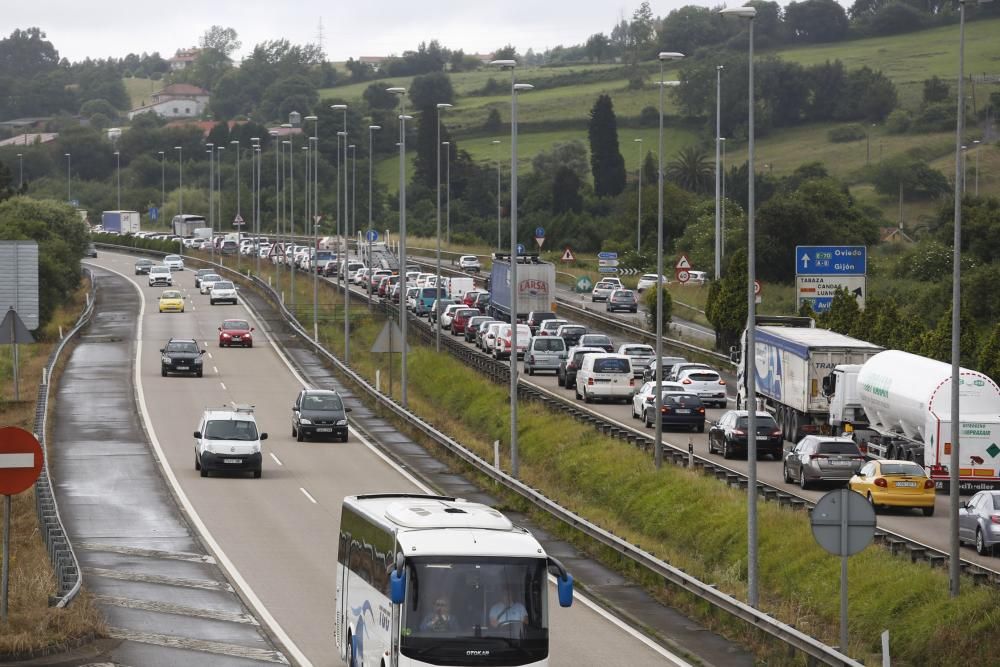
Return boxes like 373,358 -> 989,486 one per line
852,350 -> 1000,492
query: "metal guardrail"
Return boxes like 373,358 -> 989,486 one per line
33,268 -> 96,607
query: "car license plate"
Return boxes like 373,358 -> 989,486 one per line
831,460 -> 852,466
895,481 -> 917,487
176,366 -> 188,370
756,435 -> 769,440
232,336 -> 241,341
317,427 -> 333,432
223,458 -> 242,464
676,409 -> 691,414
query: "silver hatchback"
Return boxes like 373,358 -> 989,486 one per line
782,436 -> 866,489
524,336 -> 567,375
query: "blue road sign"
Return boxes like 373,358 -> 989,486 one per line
796,245 -> 866,275
149,206 -> 159,221
598,267 -> 619,273
366,229 -> 379,242
801,297 -> 835,313
517,243 -> 525,255
597,251 -> 618,260
535,226 -> 545,238
70,199 -> 79,207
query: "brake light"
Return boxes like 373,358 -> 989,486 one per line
733,429 -> 746,437
874,478 -> 887,488
645,396 -> 654,403
719,379 -> 726,385
588,377 -> 594,386
991,515 -> 1000,525
682,378 -> 692,384
698,407 -> 705,414
660,406 -> 672,414
771,429 -> 782,437
924,479 -> 936,490
810,454 -> 828,461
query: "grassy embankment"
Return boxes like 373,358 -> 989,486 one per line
245,262 -> 1000,666
0,280 -> 106,655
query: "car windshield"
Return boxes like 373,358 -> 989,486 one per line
214,281 -> 234,289
137,260 -> 153,266
302,394 -> 343,411
562,327 -> 585,334
667,394 -> 704,407
582,336 -> 611,345
880,463 -> 925,477
204,274 -> 221,281
736,416 -> 777,429
223,321 -> 250,331
532,338 -> 565,351
686,372 -> 720,382
817,441 -> 861,455
165,255 -> 180,261
203,419 -> 259,441
165,341 -> 199,354
614,292 -> 635,300
160,291 -> 182,299
151,266 -> 169,273
624,346 -> 652,356
593,358 -> 630,373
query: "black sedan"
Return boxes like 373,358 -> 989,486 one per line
642,393 -> 706,432
708,410 -> 784,459
160,338 -> 206,377
292,388 -> 352,442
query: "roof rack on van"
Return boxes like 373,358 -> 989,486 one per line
230,403 -> 255,414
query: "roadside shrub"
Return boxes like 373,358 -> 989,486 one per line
827,123 -> 867,143
643,285 -> 673,332
884,109 -> 912,135
639,105 -> 659,128
912,102 -> 955,132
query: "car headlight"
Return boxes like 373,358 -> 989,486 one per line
299,418 -> 312,425
161,356 -> 170,364
222,333 -> 231,338
336,419 -> 348,426
193,358 -> 203,365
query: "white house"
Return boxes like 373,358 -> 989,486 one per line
127,83 -> 211,120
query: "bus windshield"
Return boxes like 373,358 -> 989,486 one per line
400,556 -> 548,665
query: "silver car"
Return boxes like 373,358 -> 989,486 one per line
959,490 -> 1000,556
619,344 -> 655,378
782,436 -> 866,489
591,281 -> 617,302
523,336 -> 567,376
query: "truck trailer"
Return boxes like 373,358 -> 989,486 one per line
488,254 -> 556,323
101,210 -> 141,234
828,350 -> 1000,492
172,214 -> 208,237
735,316 -> 882,442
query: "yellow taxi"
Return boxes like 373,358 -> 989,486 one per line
849,459 -> 936,516
158,289 -> 185,313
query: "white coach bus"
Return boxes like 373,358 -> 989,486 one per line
336,494 -> 574,667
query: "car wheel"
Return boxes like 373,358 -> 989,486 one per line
253,468 -> 262,479
575,385 -> 581,400
526,366 -> 533,376
161,367 -> 167,377
697,422 -> 705,433
247,343 -> 252,348
195,453 -> 201,471
196,370 -> 203,378
296,428 -> 304,442
798,470 -> 809,490
866,492 -> 878,512
200,465 -> 208,478
644,411 -> 653,429
922,505 -> 935,517
977,528 -> 989,556
583,390 -> 591,404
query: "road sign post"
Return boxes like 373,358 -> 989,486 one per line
0,426 -> 44,622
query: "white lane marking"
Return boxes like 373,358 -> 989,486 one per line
98,262 -> 311,667
241,290 -> 691,665
299,487 -> 317,504
213,366 -> 219,374
207,353 -> 213,360
270,453 -> 283,466
219,382 -> 226,390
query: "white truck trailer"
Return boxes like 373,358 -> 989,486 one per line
735,316 -> 882,442
827,350 -> 1000,492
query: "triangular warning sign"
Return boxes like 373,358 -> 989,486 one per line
676,255 -> 692,270
234,213 -> 244,224
561,246 -> 575,262
371,320 -> 409,354
0,308 -> 35,344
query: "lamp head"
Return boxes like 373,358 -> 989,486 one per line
513,83 -> 534,92
490,59 -> 517,68
369,125 -> 382,131
437,103 -> 453,110
442,141 -> 450,145
717,65 -> 724,71
634,138 -> 642,143
720,6 -> 757,18
386,87 -> 406,95
658,52 -> 685,61
491,140 -> 501,145
338,131 -> 348,136
330,104 -> 348,110
304,115 -> 318,121
206,143 -> 214,148
399,114 -> 413,120
659,80 -> 681,87
173,146 -> 181,150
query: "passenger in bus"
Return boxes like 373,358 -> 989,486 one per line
420,597 -> 460,632
488,589 -> 527,628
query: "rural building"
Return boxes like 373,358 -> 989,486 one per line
128,83 -> 211,121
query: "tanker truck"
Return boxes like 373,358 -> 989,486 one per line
827,350 -> 1000,493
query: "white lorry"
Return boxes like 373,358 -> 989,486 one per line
735,316 -> 882,442
827,350 -> 1000,492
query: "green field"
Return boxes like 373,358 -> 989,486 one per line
124,77 -> 159,108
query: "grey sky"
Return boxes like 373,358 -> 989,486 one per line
14,1 -> 728,64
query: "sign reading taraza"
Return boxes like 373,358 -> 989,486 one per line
518,279 -> 549,297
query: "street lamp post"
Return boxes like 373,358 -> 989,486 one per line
721,137 -> 727,260
368,125 -> 381,309
492,140 -> 502,249
16,153 -> 22,191
445,141 -> 451,246
721,3 -> 760,611
215,146 -> 224,265
304,115 -> 319,342
64,153 -> 71,203
715,64 -> 724,280
206,143 -> 214,248
287,124 -> 296,312
634,138 -> 643,253
653,59 -> 683,475
435,102 -> 453,352
114,151 -> 121,210
231,140 -> 242,271
973,139 -> 981,195
174,146 -> 183,217
387,86 -> 409,406
158,151 -> 165,212
331,105 -> 348,293
251,137 -> 261,275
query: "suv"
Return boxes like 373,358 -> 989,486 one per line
675,367 -> 727,408
148,265 -> 173,286
458,255 -> 481,272
160,338 -> 206,377
164,254 -> 184,271
558,346 -> 605,389
209,280 -> 238,305
292,389 -> 352,442
194,268 -> 215,288
134,259 -> 155,275
524,336 -> 567,375
782,436 -> 866,489
193,404 -> 266,478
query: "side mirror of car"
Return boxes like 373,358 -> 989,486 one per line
159,348 -> 165,353
260,433 -> 268,440
200,350 -> 207,355
960,501 -> 968,509
193,431 -> 202,438
345,407 -> 353,412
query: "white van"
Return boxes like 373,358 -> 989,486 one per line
575,353 -> 635,404
193,404 -> 267,478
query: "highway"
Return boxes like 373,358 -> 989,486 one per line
89,252 -> 693,667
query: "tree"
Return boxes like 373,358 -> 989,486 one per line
785,0 -> 850,42
920,306 -> 979,366
531,141 -> 589,182
409,71 -> 454,111
816,288 -> 863,335
870,3 -> 924,35
628,2 -> 656,63
551,166 -> 583,214
363,83 -> 399,111
587,94 -> 626,197
706,249 -> 749,351
199,26 -> 241,57
666,146 -> 713,194
979,323 -> 1000,385
0,28 -> 60,78
483,108 -> 502,133
873,156 -> 949,200
643,285 -> 673,333
493,44 -> 517,62
657,6 -> 730,58
410,72 -> 456,189
584,33 -> 611,63
922,76 -> 950,105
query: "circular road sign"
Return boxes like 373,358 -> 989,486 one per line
517,243 -> 525,255
754,280 -> 761,295
366,230 -> 379,242
676,269 -> 690,284
535,226 -> 545,238
0,426 -> 44,496
810,489 -> 876,557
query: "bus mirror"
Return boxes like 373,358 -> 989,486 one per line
390,570 -> 406,604
557,573 -> 574,608
729,346 -> 740,364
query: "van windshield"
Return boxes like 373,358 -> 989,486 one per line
532,338 -> 565,352
594,358 -> 630,373
204,419 -> 258,441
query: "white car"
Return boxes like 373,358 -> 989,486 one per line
618,344 -> 656,378
482,322 -> 505,354
209,280 -> 238,305
494,323 -> 532,361
194,404 -> 266,478
163,255 -> 185,271
687,270 -> 708,285
148,265 -> 173,286
439,304 -> 465,330
636,273 -> 669,292
199,273 -> 223,294
576,353 -> 635,404
631,380 -> 687,419
675,367 -> 727,408
458,255 -> 481,272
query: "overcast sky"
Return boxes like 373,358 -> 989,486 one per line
12,1 -> 749,64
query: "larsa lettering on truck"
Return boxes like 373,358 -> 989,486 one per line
336,494 -> 574,667
488,253 -> 556,323
827,350 -> 1000,493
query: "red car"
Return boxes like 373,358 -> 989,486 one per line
450,308 -> 481,336
218,319 -> 254,348
463,290 -> 487,307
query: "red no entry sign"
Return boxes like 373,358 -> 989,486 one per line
0,427 -> 43,496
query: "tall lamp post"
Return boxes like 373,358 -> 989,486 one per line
16,153 -> 22,191
174,146 -> 183,217
64,153 -> 71,203
715,64 -> 724,280
653,59 -> 683,475
721,3 -> 759,610
304,115 -> 319,342
444,141 -> 451,246
206,144 -> 214,249
492,139 -> 502,249
368,125 -> 381,308
435,102 -> 453,352
215,146 -> 225,265
231,139 -> 242,270
491,58 -> 532,479
387,86 -> 409,406
721,137 -> 727,260
973,139 -> 981,195
251,138 -> 261,274
287,126 -> 296,312
634,138 -> 643,253
331,105 -> 348,292
158,151 -> 165,212
114,151 -> 121,210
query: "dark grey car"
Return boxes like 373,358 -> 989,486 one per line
557,346 -> 604,389
292,389 -> 352,442
959,490 -> 1000,555
782,436 -> 866,489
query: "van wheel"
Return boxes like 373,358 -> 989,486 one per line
784,464 -> 792,483
200,466 -> 208,478
526,366 -> 533,376
253,469 -> 262,479
195,454 -> 201,471
583,390 -> 591,404
575,385 -> 581,400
